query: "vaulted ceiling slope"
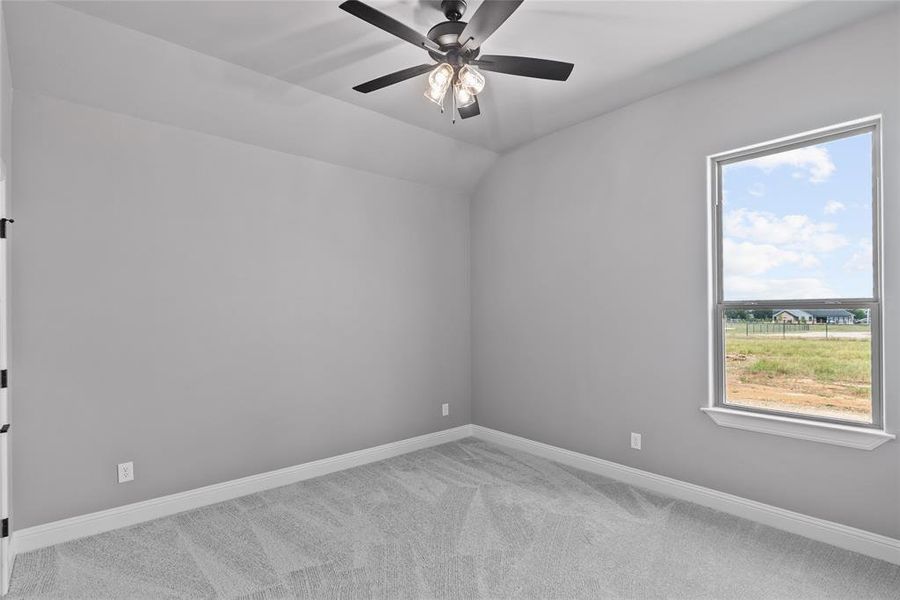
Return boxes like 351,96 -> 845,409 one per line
5,1 -> 895,191
55,0 -> 895,152
4,1 -> 497,192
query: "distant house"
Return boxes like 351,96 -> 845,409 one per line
773,309 -> 812,323
773,309 -> 854,324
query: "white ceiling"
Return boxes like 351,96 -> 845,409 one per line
58,0 -> 894,152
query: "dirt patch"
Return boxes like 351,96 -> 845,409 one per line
726,381 -> 871,422
725,341 -> 872,423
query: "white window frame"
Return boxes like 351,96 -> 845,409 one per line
703,116 -> 894,450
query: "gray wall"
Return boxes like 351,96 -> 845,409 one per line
472,11 -> 900,538
0,4 -> 9,174
11,91 -> 471,529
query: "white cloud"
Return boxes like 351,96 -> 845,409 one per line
724,208 -> 848,253
844,239 -> 873,272
748,183 -> 766,197
798,254 -> 822,269
824,200 -> 845,215
725,276 -> 835,300
741,145 -> 835,183
723,238 -> 820,277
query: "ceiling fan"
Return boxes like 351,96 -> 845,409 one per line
339,0 -> 574,120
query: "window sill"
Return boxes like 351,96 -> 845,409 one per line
701,407 -> 894,450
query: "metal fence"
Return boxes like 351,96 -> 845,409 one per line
724,320 -> 869,339
730,321 -> 810,335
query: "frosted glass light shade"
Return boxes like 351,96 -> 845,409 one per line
454,81 -> 475,108
458,65 -> 485,94
424,84 -> 448,106
424,63 -> 453,107
428,63 -> 453,90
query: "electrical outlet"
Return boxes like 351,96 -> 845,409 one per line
117,461 -> 134,483
630,433 -> 642,450
442,403 -> 449,417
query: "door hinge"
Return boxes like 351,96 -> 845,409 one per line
0,369 -> 6,388
0,218 -> 12,239
1,518 -> 8,538
0,424 -> 8,434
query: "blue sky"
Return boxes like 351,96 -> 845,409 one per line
722,132 -> 873,301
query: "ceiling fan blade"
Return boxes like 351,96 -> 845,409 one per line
459,0 -> 523,50
458,96 -> 481,119
472,55 -> 574,81
339,1 -> 442,53
353,64 -> 435,93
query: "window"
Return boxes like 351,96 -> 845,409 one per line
708,118 -> 890,445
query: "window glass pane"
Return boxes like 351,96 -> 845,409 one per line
721,132 -> 873,300
723,308 -> 872,423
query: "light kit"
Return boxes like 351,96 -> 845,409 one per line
424,63 -> 481,116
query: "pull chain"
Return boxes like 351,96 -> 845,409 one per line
451,80 -> 457,125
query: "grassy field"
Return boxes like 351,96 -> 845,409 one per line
724,323 -> 872,422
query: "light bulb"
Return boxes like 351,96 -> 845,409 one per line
424,63 -> 453,107
428,63 -> 453,90
454,81 -> 475,108
424,83 -> 448,107
458,65 -> 485,95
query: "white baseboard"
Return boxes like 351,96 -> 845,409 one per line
470,425 -> 900,566
11,425 -> 474,559
10,422 -> 899,583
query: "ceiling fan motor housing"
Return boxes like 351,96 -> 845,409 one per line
427,20 -> 479,64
